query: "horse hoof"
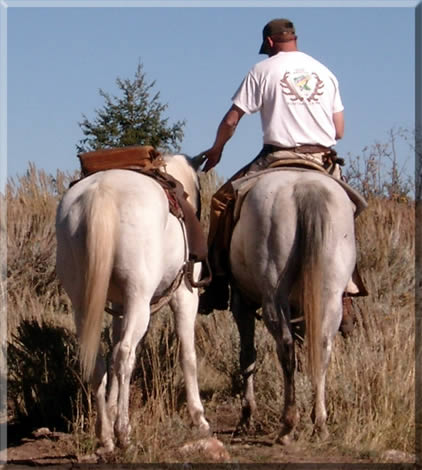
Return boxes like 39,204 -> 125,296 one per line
198,421 -> 211,438
278,433 -> 293,446
312,425 -> 329,442
96,441 -> 115,458
117,435 -> 131,449
318,428 -> 329,441
234,419 -> 255,437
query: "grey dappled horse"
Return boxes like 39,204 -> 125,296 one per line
56,154 -> 209,453
229,169 -> 356,442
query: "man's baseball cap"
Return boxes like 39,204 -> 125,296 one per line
259,18 -> 296,54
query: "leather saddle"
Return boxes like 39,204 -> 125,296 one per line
73,145 -> 208,263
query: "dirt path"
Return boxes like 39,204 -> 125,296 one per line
4,413 -> 416,467
4,431 -> 370,466
7,404 -> 415,470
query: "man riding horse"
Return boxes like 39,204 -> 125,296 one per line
199,18 -> 367,316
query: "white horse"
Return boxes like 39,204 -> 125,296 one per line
55,154 -> 209,453
229,168 -> 358,442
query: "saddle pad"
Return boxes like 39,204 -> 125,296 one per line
78,145 -> 165,176
231,167 -> 368,222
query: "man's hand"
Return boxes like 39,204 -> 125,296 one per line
202,147 -> 223,172
201,105 -> 245,172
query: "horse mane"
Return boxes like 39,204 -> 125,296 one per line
163,153 -> 201,215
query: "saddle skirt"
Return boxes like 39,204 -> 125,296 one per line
231,164 -> 368,224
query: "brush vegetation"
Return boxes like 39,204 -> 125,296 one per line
5,152 -> 415,463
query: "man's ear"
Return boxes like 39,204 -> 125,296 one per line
267,36 -> 274,49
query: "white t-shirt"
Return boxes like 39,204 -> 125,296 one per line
232,51 -> 344,148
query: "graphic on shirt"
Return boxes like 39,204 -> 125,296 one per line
280,71 -> 325,103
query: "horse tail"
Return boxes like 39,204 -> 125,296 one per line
293,182 -> 331,386
79,182 -> 118,382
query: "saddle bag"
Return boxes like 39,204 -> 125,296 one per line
78,145 -> 165,176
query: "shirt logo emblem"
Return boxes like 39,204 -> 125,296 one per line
280,71 -> 325,103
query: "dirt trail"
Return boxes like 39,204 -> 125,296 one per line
4,408 -> 415,467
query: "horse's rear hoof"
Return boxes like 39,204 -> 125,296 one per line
117,434 -> 131,450
96,441 -> 115,459
312,424 -> 329,442
198,420 -> 212,438
234,417 -> 256,437
277,433 -> 294,446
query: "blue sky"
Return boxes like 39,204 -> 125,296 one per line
2,1 -> 418,185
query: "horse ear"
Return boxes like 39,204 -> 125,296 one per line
190,153 -> 207,172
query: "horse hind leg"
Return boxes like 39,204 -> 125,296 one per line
263,291 -> 299,445
113,297 -> 151,448
170,283 -> 210,436
92,355 -> 115,454
106,316 -> 123,435
73,306 -> 114,453
231,290 -> 258,434
311,293 -> 343,440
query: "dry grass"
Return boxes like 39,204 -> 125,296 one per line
6,163 -> 77,334
6,163 -> 415,462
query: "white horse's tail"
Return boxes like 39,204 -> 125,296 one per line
293,182 -> 330,386
80,182 -> 118,382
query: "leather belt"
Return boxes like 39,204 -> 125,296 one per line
263,144 -> 333,154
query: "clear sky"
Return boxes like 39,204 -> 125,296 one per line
2,1 -> 418,184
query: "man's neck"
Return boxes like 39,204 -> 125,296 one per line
270,47 -> 298,57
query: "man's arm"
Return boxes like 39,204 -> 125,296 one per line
202,104 -> 245,172
333,111 -> 344,140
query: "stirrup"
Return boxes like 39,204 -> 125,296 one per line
185,257 -> 212,288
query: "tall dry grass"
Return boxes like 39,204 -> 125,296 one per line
6,163 -> 76,333
5,161 -> 415,462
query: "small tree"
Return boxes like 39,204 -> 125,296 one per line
77,63 -> 185,154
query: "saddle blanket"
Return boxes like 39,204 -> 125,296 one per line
231,166 -> 368,223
